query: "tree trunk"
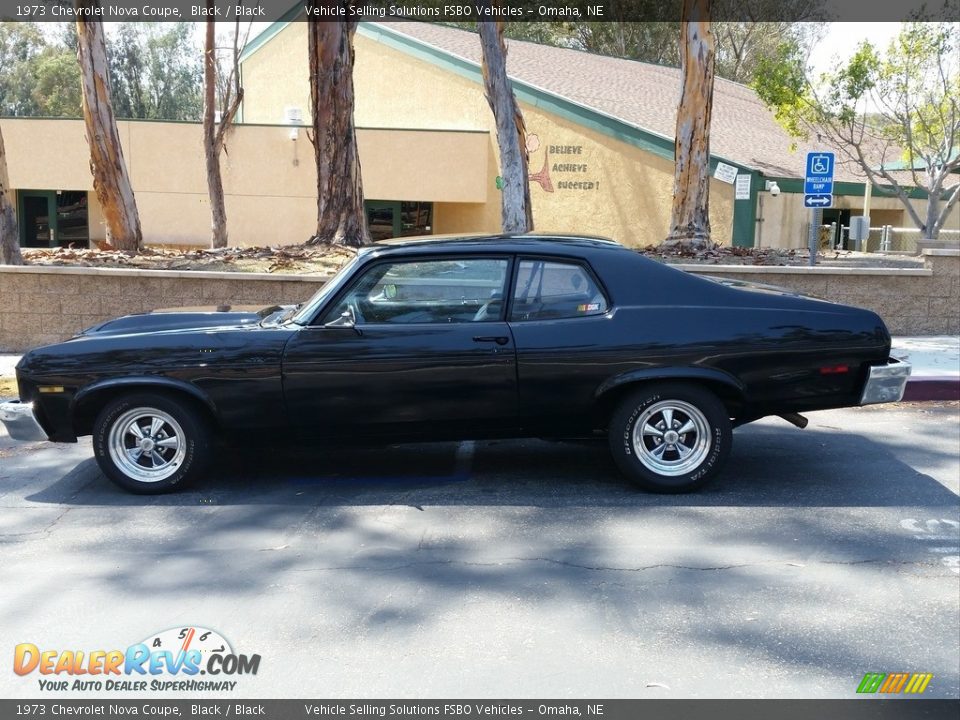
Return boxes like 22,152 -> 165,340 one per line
665,0 -> 715,249
0,123 -> 23,265
925,170 -> 940,240
203,12 -> 228,249
76,6 -> 142,252
479,17 -> 534,234
306,15 -> 369,247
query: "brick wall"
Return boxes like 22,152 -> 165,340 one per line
681,250 -> 958,336
0,267 -> 326,352
0,250 -> 956,352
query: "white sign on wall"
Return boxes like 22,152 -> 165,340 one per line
735,174 -> 752,200
713,162 -> 738,184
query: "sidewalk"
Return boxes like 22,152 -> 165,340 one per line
891,336 -> 960,401
1,336 -> 958,400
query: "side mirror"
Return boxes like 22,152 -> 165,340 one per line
324,305 -> 360,334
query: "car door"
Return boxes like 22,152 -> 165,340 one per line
282,255 -> 519,439
506,256 -> 614,434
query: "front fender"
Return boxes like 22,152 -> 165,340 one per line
72,376 -> 218,419
595,366 -> 745,400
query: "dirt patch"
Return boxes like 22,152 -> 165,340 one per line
18,241 -> 923,274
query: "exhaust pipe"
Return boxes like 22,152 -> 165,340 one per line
778,413 -> 809,429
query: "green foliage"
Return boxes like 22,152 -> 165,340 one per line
752,40 -> 811,141
752,21 -> 958,159
752,21 -> 960,236
32,48 -> 83,118
108,23 -> 202,121
572,21 -> 678,66
0,22 -> 81,117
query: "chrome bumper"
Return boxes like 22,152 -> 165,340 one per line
860,358 -> 911,405
0,400 -> 49,441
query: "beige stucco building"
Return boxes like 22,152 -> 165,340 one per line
2,20 -> 955,252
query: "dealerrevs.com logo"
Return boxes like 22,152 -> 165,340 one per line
14,627 -> 261,692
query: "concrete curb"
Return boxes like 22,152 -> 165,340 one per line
902,378 -> 960,402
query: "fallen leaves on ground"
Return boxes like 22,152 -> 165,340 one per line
640,243 -> 799,266
18,241 -> 922,273
22,243 -> 359,275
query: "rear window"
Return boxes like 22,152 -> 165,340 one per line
510,259 -> 608,321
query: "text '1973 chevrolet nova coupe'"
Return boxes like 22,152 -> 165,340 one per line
1,235 -> 910,494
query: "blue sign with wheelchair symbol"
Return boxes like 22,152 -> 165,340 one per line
805,152 -> 835,195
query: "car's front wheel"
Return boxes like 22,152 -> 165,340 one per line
608,383 -> 732,493
93,393 -> 212,494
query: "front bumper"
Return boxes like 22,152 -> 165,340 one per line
860,358 -> 911,405
0,400 -> 50,441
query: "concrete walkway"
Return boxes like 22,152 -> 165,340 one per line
1,336 -> 958,400
892,336 -> 960,401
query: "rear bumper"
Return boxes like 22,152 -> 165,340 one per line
860,358 -> 911,405
0,400 -> 49,441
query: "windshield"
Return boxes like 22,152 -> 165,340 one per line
287,253 -> 364,325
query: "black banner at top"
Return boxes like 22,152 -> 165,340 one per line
0,0 -> 957,23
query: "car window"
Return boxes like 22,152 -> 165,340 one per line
321,258 -> 510,325
510,259 -> 608,321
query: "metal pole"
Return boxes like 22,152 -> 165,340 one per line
808,208 -> 822,266
755,193 -> 764,248
863,180 -> 872,217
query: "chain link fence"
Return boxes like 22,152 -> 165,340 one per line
820,223 -> 960,253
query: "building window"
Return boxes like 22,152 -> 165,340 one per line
364,200 -> 433,241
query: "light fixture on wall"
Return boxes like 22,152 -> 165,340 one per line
765,180 -> 781,197
284,106 -> 304,163
284,106 -> 303,141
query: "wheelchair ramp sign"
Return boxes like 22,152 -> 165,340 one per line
805,151 -> 835,208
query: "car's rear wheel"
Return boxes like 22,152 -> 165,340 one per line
608,383 -> 732,493
93,393 -> 212,494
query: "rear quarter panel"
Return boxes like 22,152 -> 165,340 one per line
511,250 -> 890,427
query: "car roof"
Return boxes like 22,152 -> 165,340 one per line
363,233 -> 626,257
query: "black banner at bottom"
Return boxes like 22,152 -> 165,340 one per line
1,700 -> 958,720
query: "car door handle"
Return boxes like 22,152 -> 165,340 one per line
473,335 -> 510,346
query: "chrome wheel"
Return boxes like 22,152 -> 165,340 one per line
631,399 -> 711,477
107,407 -> 186,483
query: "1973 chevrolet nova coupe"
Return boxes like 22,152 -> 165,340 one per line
1,235 -> 910,494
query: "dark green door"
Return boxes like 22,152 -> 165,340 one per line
364,201 -> 401,241
17,190 -> 90,248
17,191 -> 56,248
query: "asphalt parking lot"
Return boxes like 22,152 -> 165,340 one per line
1,402 -> 958,700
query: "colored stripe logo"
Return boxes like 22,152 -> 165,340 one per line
857,673 -> 933,694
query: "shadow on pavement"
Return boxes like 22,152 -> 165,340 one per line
25,421 -> 959,508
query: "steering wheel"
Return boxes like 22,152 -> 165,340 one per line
348,298 -> 365,324
473,292 -> 503,322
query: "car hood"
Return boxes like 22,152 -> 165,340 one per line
77,305 -> 292,338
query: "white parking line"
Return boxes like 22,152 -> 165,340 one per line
900,518 -> 960,574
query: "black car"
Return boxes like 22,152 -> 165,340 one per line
0,235 -> 910,494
